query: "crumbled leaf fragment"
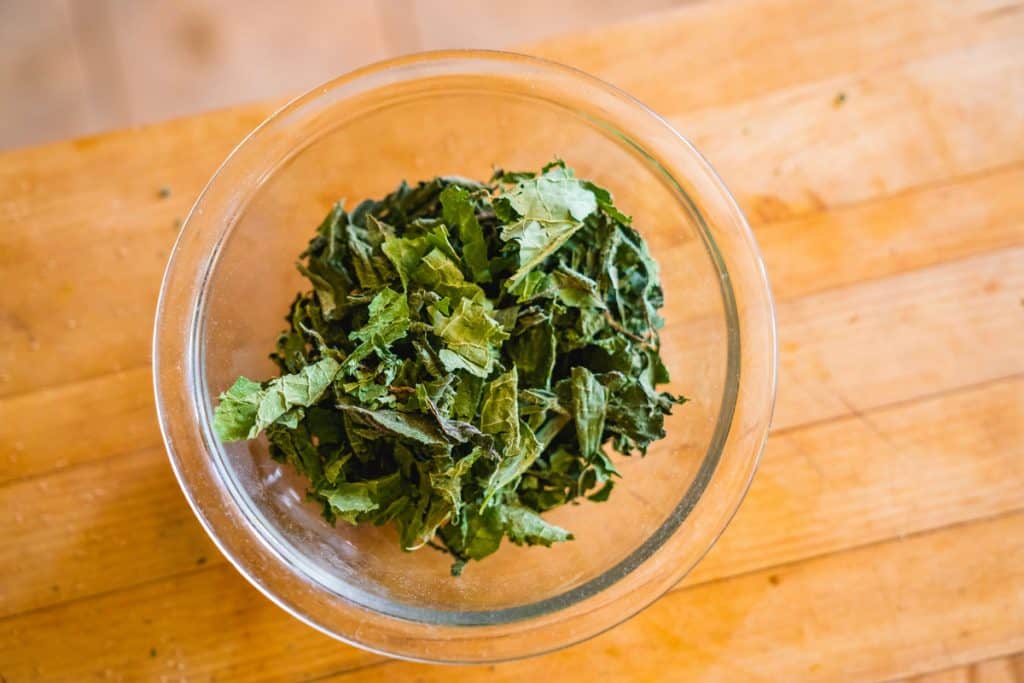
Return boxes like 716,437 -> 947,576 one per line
570,366 -> 607,457
440,184 -> 490,282
499,165 -> 597,285
502,505 -> 573,546
431,298 -> 509,378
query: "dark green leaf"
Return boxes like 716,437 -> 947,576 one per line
570,366 -> 607,458
334,398 -> 450,448
502,504 -> 573,546
440,504 -> 504,562
506,317 -> 556,388
582,179 -> 632,225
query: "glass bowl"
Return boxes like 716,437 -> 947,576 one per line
153,50 -> 776,663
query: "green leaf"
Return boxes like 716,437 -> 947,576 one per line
602,374 -> 674,454
212,377 -> 263,442
327,484 -> 378,523
506,317 -> 556,388
345,217 -> 395,290
440,185 -> 490,282
483,420 -> 541,505
430,446 -> 488,515
381,235 -> 429,290
296,260 -> 349,320
325,472 -> 401,524
403,496 -> 454,549
500,166 -> 597,286
570,366 -> 607,457
431,298 -> 509,378
213,357 -> 340,441
507,270 -> 554,303
440,504 -> 504,562
334,398 -> 450,448
280,357 -> 342,404
411,248 -> 482,303
502,505 -> 573,546
418,384 -> 498,455
582,179 -> 632,224
349,287 -> 409,346
479,367 -> 519,448
296,204 -> 356,319
306,406 -> 345,445
267,423 -> 323,484
587,480 -> 615,502
451,371 -> 484,421
551,265 -> 605,309
505,166 -> 597,223
344,288 -> 410,370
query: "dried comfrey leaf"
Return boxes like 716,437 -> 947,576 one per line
213,161 -> 686,574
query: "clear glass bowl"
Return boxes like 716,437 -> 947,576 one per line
153,50 -> 776,663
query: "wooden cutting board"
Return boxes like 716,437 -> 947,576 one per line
1,0 -> 1022,680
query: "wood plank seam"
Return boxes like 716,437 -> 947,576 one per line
3,368 -> 1022,496
4,105 -> 1019,401
878,650 -> 1024,683
286,507 -> 1024,681
2,151 -> 1020,404
5,507 -> 1021,679
758,157 -> 1024,229
0,559 -> 213,626
767,371 -> 1024,439
2,337 -> 1011,487
307,658 -> 392,683
2,371 -> 1020,625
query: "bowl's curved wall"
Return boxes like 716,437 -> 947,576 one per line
154,51 -> 775,662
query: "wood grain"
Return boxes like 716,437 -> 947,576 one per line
2,26 -> 1022,400
679,32 -> 1024,222
3,160 -> 1021,485
2,364 -> 1019,622
903,654 -> 1024,683
535,0 -> 1024,114
4,509 -> 1022,681
0,367 -> 155,485
322,512 -> 1024,683
1,0 -> 1022,680
767,247 -> 1024,430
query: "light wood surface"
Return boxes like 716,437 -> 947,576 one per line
1,0 -> 1022,680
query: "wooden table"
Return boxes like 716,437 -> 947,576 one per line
2,0 -> 1022,680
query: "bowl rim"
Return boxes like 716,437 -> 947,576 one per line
153,48 -> 777,663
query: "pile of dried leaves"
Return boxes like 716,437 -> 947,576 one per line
213,161 -> 684,575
